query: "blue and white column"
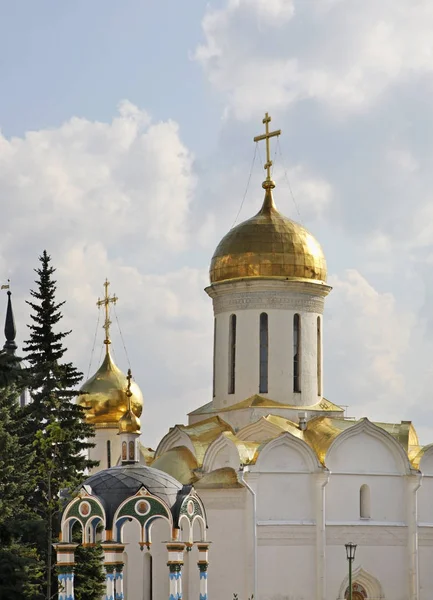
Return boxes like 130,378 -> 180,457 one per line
102,542 -> 125,600
115,564 -> 124,600
167,542 -> 185,600
197,543 -> 210,600
54,543 -> 78,600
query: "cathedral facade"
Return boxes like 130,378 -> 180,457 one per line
76,116 -> 433,600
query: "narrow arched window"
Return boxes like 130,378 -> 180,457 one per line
213,318 -> 217,398
228,314 -> 236,394
129,441 -> 135,461
259,313 -> 269,394
293,314 -> 301,392
107,440 -> 111,468
360,484 -> 371,519
317,316 -> 322,396
122,441 -> 127,462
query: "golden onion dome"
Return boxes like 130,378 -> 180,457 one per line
209,188 -> 327,284
78,351 -> 143,428
118,409 -> 141,434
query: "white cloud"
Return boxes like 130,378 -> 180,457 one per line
326,269 -> 415,418
0,102 -> 212,447
195,0 -> 433,118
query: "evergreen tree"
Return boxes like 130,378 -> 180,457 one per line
0,357 -> 44,599
23,251 -> 98,600
73,541 -> 106,600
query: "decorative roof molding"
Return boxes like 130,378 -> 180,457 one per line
237,417 -> 286,442
337,566 -> 385,599
202,433 -> 241,473
255,431 -> 323,473
155,426 -> 197,459
326,418 -> 414,475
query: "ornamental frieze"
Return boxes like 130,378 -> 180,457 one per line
213,291 -> 324,315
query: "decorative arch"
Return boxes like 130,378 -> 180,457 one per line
237,417 -> 285,443
113,486 -> 172,547
177,493 -> 207,543
61,489 -> 106,544
202,433 -> 240,473
417,443 -> 433,474
326,418 -> 413,475
155,426 -> 196,459
337,566 -> 385,599
256,432 -> 322,473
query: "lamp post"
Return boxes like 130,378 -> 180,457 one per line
345,542 -> 357,600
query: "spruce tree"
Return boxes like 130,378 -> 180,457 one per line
23,251 -> 98,600
0,355 -> 44,599
73,541 -> 106,600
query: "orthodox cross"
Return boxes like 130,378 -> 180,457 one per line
126,368 -> 133,411
253,112 -> 281,185
97,279 -> 118,353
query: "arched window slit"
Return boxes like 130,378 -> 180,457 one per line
259,313 -> 268,394
228,314 -> 236,394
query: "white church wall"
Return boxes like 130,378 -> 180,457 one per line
198,488 -> 248,600
418,531 -> 433,600
326,536 -> 407,600
88,428 -> 119,472
257,473 -> 314,522
418,476 -> 433,524
211,280 -> 327,410
326,429 -> 406,475
257,540 -> 316,600
326,474 -> 406,523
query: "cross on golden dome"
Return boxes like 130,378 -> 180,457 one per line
126,368 -> 132,408
253,112 -> 281,189
96,279 -> 118,354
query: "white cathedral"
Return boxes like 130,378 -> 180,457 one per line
58,115 -> 433,600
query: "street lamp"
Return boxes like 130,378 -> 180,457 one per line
345,542 -> 357,600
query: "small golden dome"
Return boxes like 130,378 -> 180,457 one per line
209,188 -> 327,284
78,352 -> 143,428
118,409 -> 141,434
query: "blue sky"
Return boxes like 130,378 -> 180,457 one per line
2,0 -> 433,447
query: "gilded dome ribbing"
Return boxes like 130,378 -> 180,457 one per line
209,188 -> 327,284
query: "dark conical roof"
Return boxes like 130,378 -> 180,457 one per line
3,291 -> 17,354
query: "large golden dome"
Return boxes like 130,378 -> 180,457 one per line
78,351 -> 143,428
209,188 -> 327,284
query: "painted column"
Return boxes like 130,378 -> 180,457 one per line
408,473 -> 422,600
54,542 -> 78,600
315,471 -> 329,600
102,542 -> 125,600
115,563 -> 124,600
197,543 -> 210,600
105,566 -> 116,600
167,542 -> 185,600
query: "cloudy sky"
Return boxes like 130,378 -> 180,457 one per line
2,0 -> 433,448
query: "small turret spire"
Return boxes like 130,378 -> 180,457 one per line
3,288 -> 17,355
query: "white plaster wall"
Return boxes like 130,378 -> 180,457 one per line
198,488 -> 248,599
209,279 -> 329,410
88,427 -> 119,473
418,477 -> 433,524
326,539 -> 407,600
213,306 -> 323,409
257,544 -> 316,600
418,535 -> 433,600
326,474 -> 406,523
326,432 -> 404,474
258,473 -> 314,521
